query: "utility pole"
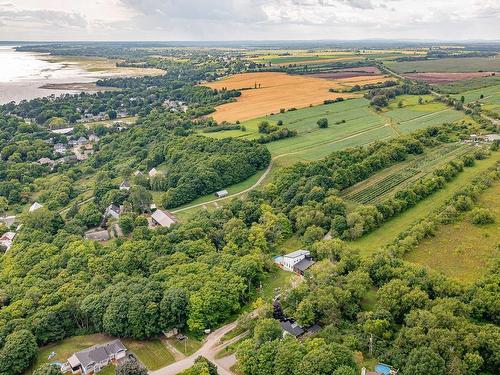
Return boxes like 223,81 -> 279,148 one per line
369,334 -> 373,357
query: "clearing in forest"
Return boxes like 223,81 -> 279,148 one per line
405,179 -> 500,283
203,72 -> 392,122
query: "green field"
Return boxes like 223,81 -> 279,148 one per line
405,180 -> 500,283
451,84 -> 500,117
435,75 -> 500,94
382,95 -> 465,133
343,143 -> 473,204
385,56 -> 500,73
351,151 -> 500,255
179,95 -> 467,218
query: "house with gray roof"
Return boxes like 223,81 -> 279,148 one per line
67,339 -> 127,374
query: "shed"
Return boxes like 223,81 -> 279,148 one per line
280,320 -> 304,337
85,229 -> 110,242
215,189 -> 228,198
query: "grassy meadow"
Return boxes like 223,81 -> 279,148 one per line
351,150 -> 500,255
405,180 -> 500,283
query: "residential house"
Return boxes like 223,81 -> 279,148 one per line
133,170 -> 143,177
280,249 -> 310,272
119,180 -> 131,191
67,339 -> 127,374
85,229 -> 110,242
0,232 -> 16,251
29,202 -> 43,213
280,320 -> 304,337
89,134 -> 100,143
215,189 -> 228,198
293,256 -> 316,276
77,136 -> 88,145
104,205 -> 120,220
149,168 -> 159,177
151,209 -> 177,228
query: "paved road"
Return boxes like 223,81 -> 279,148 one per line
150,321 -> 239,375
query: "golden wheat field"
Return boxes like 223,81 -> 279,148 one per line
203,72 -> 390,122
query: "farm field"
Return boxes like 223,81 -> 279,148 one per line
343,143 -> 473,204
24,334 -> 175,374
433,75 -> 500,94
451,84 -> 500,116
202,72 -> 393,122
351,150 -> 500,255
382,95 -> 465,133
385,56 -> 500,73
403,71 -> 496,84
405,180 -> 500,284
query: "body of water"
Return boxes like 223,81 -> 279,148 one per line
0,46 -> 100,104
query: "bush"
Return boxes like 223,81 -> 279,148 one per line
470,208 -> 495,225
317,118 -> 329,128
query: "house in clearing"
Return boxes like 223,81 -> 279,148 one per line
215,189 -> 228,198
29,202 -> 43,213
151,209 -> 177,228
280,320 -> 304,337
278,249 -> 314,272
104,204 -> 121,220
293,256 -> 316,276
67,339 -> 127,374
119,180 -> 131,191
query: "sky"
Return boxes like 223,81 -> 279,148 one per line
0,0 -> 499,41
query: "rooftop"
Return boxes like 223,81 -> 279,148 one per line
294,257 -> 315,273
280,320 -> 304,337
284,249 -> 310,259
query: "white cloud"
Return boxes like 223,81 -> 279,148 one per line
0,0 -> 498,41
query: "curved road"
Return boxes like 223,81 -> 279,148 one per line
150,321 -> 240,375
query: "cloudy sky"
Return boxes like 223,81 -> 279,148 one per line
0,0 -> 499,41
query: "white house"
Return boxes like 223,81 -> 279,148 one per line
281,249 -> 310,271
67,339 -> 127,374
29,202 -> 43,213
0,232 -> 16,251
151,209 -> 177,228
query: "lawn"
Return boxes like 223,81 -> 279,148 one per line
122,338 -> 175,370
25,334 -> 111,374
165,337 -> 202,357
405,180 -> 500,283
25,334 -> 175,374
351,151 -> 500,255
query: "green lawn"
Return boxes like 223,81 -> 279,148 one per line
351,151 -> 500,255
122,338 -> 175,370
451,84 -> 500,117
25,334 -> 175,374
26,334 -> 111,374
405,180 -> 500,283
166,337 -> 202,356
